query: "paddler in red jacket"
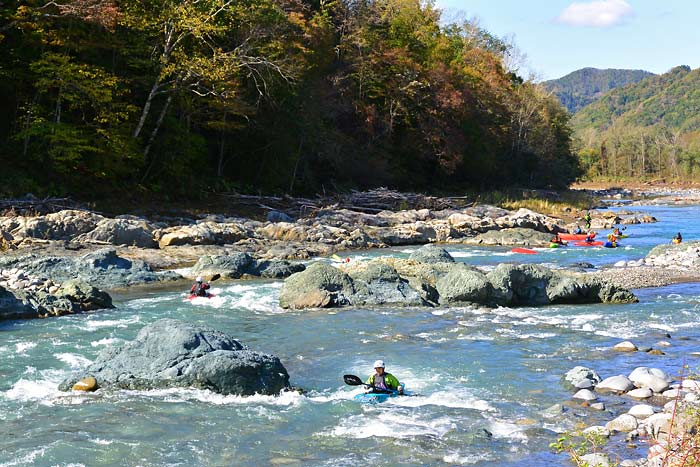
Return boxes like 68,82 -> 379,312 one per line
190,276 -> 210,297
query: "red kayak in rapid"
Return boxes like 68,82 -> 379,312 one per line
511,247 -> 538,254
573,241 -> 604,247
187,294 -> 216,300
559,233 -> 595,241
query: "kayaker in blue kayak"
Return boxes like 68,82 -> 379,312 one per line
190,276 -> 211,297
366,360 -> 404,394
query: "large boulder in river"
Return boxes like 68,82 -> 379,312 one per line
190,253 -> 305,280
5,210 -> 104,241
59,319 -> 290,395
487,264 -> 636,306
279,258 -> 637,309
155,222 -> 250,248
436,265 -> 492,305
279,262 -> 356,309
0,279 -> 113,321
463,227 -> 554,247
0,248 -> 180,290
75,218 -> 157,248
350,262 -> 424,306
408,244 -> 455,264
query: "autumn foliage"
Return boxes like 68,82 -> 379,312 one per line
0,0 -> 579,197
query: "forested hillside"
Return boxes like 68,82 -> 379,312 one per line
572,65 -> 700,179
544,67 -> 654,113
0,0 -> 578,198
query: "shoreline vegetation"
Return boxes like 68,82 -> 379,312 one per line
0,0 -> 577,199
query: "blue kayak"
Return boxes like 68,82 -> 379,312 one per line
353,390 -> 400,404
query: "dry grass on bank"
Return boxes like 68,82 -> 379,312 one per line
474,189 -> 594,218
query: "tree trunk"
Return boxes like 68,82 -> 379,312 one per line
133,78 -> 161,138
140,94 -> 173,183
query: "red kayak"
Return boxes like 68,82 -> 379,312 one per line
559,233 -> 595,241
187,294 -> 217,300
573,241 -> 604,247
511,247 -> 537,254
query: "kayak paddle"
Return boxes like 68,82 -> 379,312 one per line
343,374 -> 395,395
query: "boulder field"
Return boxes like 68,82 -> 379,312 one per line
59,319 -> 291,396
278,245 -> 637,309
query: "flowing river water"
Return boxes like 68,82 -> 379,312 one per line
2,204 -> 700,466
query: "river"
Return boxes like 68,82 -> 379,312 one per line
2,204 -> 700,466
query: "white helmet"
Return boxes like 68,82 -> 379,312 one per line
196,276 -> 203,283
373,360 -> 385,369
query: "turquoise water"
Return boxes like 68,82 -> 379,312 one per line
2,205 -> 700,467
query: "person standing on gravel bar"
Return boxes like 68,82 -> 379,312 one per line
584,211 -> 592,229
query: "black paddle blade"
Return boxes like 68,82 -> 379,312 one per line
209,274 -> 221,282
343,374 -> 364,386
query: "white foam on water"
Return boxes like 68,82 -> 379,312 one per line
77,315 -> 141,331
388,390 -> 494,411
322,412 -> 456,439
186,293 -> 226,308
492,251 -> 516,257
221,282 -> 285,314
448,251 -> 480,258
0,447 -> 47,467
15,342 -> 37,353
488,420 -> 528,441
397,248 -> 417,254
55,353 -> 93,369
495,329 -> 556,340
91,337 -> 121,347
90,438 -> 114,445
4,370 -> 64,404
443,452 -> 493,465
115,387 -> 305,408
647,323 -> 676,332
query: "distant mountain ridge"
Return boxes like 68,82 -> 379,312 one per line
543,67 -> 655,113
571,65 -> 700,132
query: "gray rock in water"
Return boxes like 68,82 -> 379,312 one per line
0,279 -> 113,321
408,244 -> 455,264
56,279 -> 113,311
254,260 -> 306,279
351,263 -> 424,306
563,366 -> 602,390
59,319 -> 290,395
464,227 -> 553,247
279,262 -> 355,309
191,253 -> 305,280
191,252 -> 255,279
0,248 -> 180,290
435,265 -> 492,304
75,218 -> 157,248
597,375 -> 635,394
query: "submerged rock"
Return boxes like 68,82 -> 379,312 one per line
59,319 -> 290,395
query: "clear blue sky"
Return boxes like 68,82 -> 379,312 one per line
435,0 -> 700,80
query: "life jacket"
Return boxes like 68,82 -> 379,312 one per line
191,282 -> 210,297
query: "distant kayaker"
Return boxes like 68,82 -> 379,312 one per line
573,225 -> 583,235
366,360 -> 404,394
550,234 -> 567,245
190,276 -> 211,297
673,232 -> 683,244
584,212 -> 592,229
